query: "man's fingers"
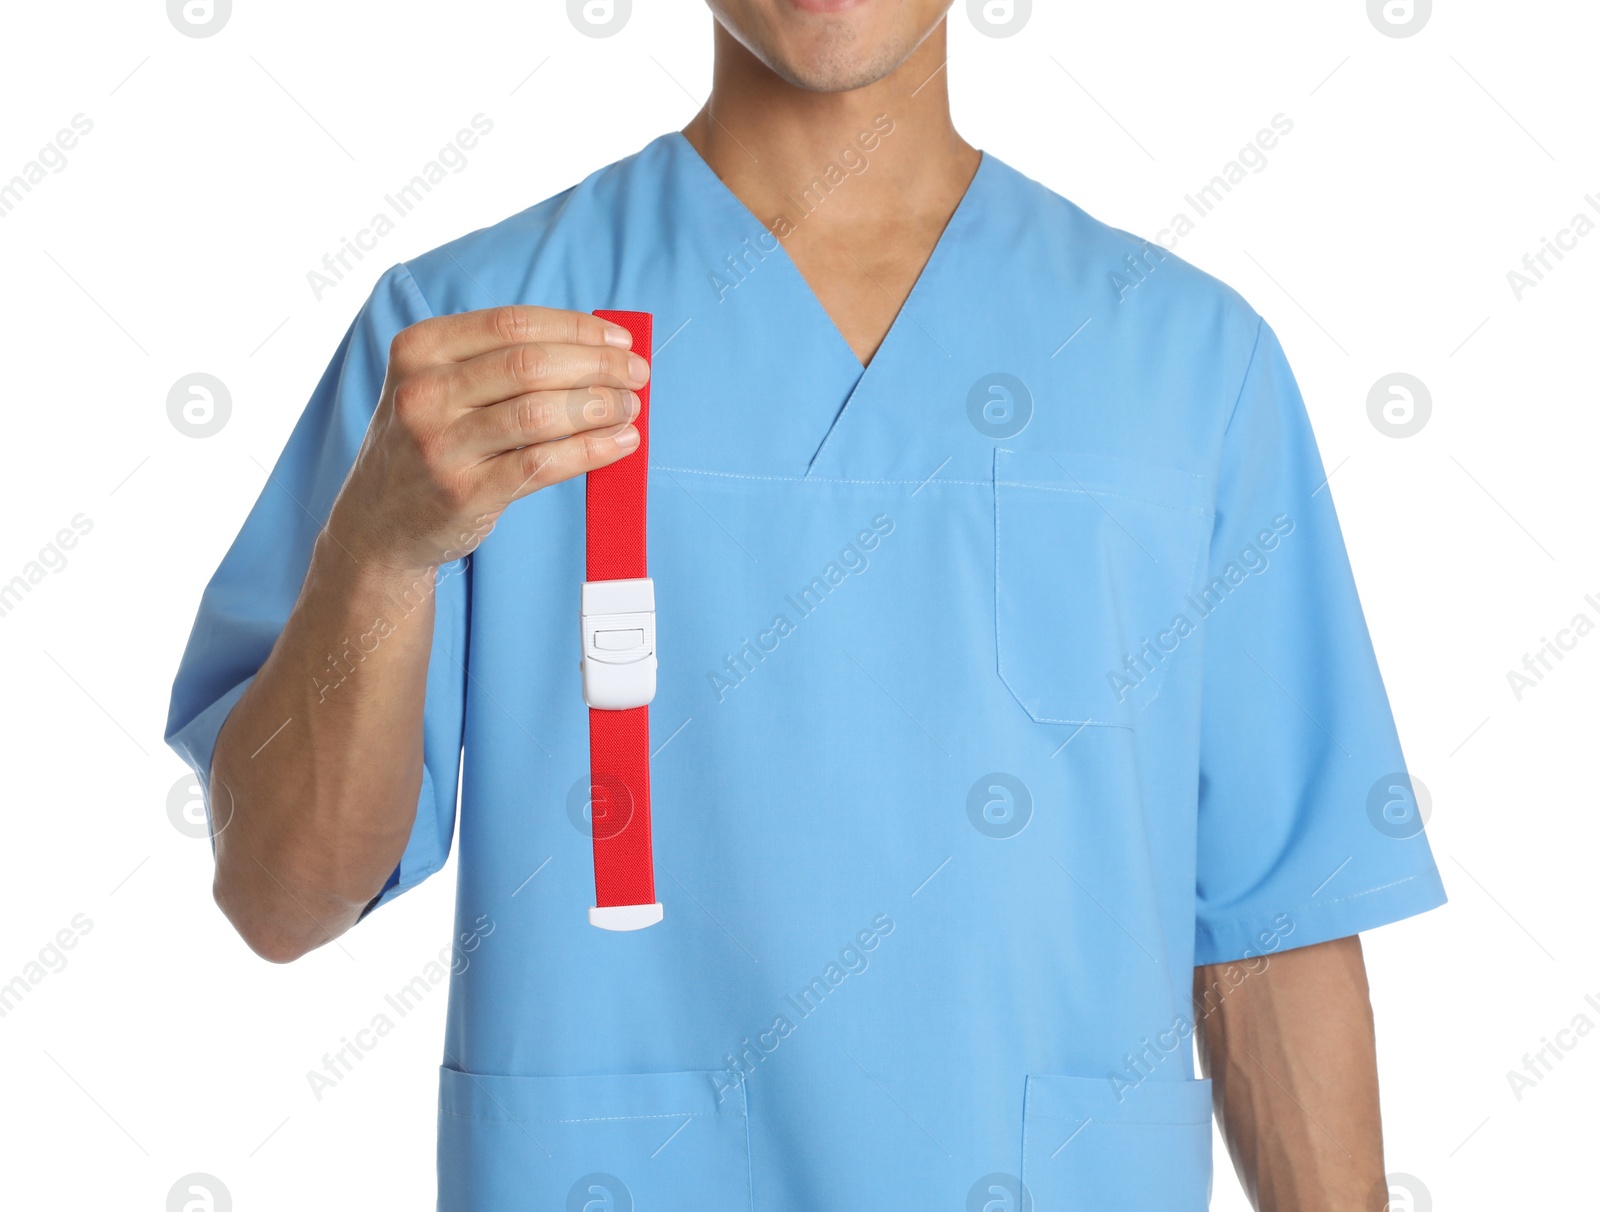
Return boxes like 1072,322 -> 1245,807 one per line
455,387 -> 641,459
477,424 -> 641,505
441,341 -> 648,413
389,305 -> 633,371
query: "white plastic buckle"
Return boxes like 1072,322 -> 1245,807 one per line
589,903 -> 665,931
581,577 -> 657,710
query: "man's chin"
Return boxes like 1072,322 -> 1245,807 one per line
713,0 -> 946,95
770,57 -> 895,95
752,24 -> 913,94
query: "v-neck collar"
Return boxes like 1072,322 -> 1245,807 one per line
666,130 -> 991,378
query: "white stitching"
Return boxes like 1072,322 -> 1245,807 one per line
650,463 -> 991,487
1025,1114 -> 1209,1126
993,480 -> 1209,517
439,1108 -> 737,1124
1199,872 -> 1442,948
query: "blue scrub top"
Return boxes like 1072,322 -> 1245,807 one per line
167,131 -> 1446,1210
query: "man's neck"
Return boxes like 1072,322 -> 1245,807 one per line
682,17 -> 976,244
681,17 -> 980,367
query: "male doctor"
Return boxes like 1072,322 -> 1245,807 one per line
167,2 -> 1447,1208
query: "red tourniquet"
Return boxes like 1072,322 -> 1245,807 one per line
586,310 -> 655,910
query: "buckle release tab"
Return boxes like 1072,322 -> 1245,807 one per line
581,577 -> 656,710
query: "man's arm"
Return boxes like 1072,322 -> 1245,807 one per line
1195,934 -> 1386,1211
208,540 -> 441,964
208,305 -> 647,964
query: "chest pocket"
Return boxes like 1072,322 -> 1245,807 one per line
994,448 -> 1212,728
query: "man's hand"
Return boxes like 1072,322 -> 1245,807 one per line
1195,935 -> 1387,1211
209,305 -> 646,963
334,305 -> 648,573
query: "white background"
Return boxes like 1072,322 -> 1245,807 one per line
1,1 -> 1595,1208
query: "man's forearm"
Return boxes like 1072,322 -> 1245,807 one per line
1195,934 -> 1386,1211
209,530 -> 438,963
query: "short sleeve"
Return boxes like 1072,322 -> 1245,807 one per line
1193,317 -> 1446,966
163,263 -> 467,917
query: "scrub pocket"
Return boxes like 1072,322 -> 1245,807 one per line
994,449 -> 1211,727
437,1066 -> 752,1211
1021,1073 -> 1213,1210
